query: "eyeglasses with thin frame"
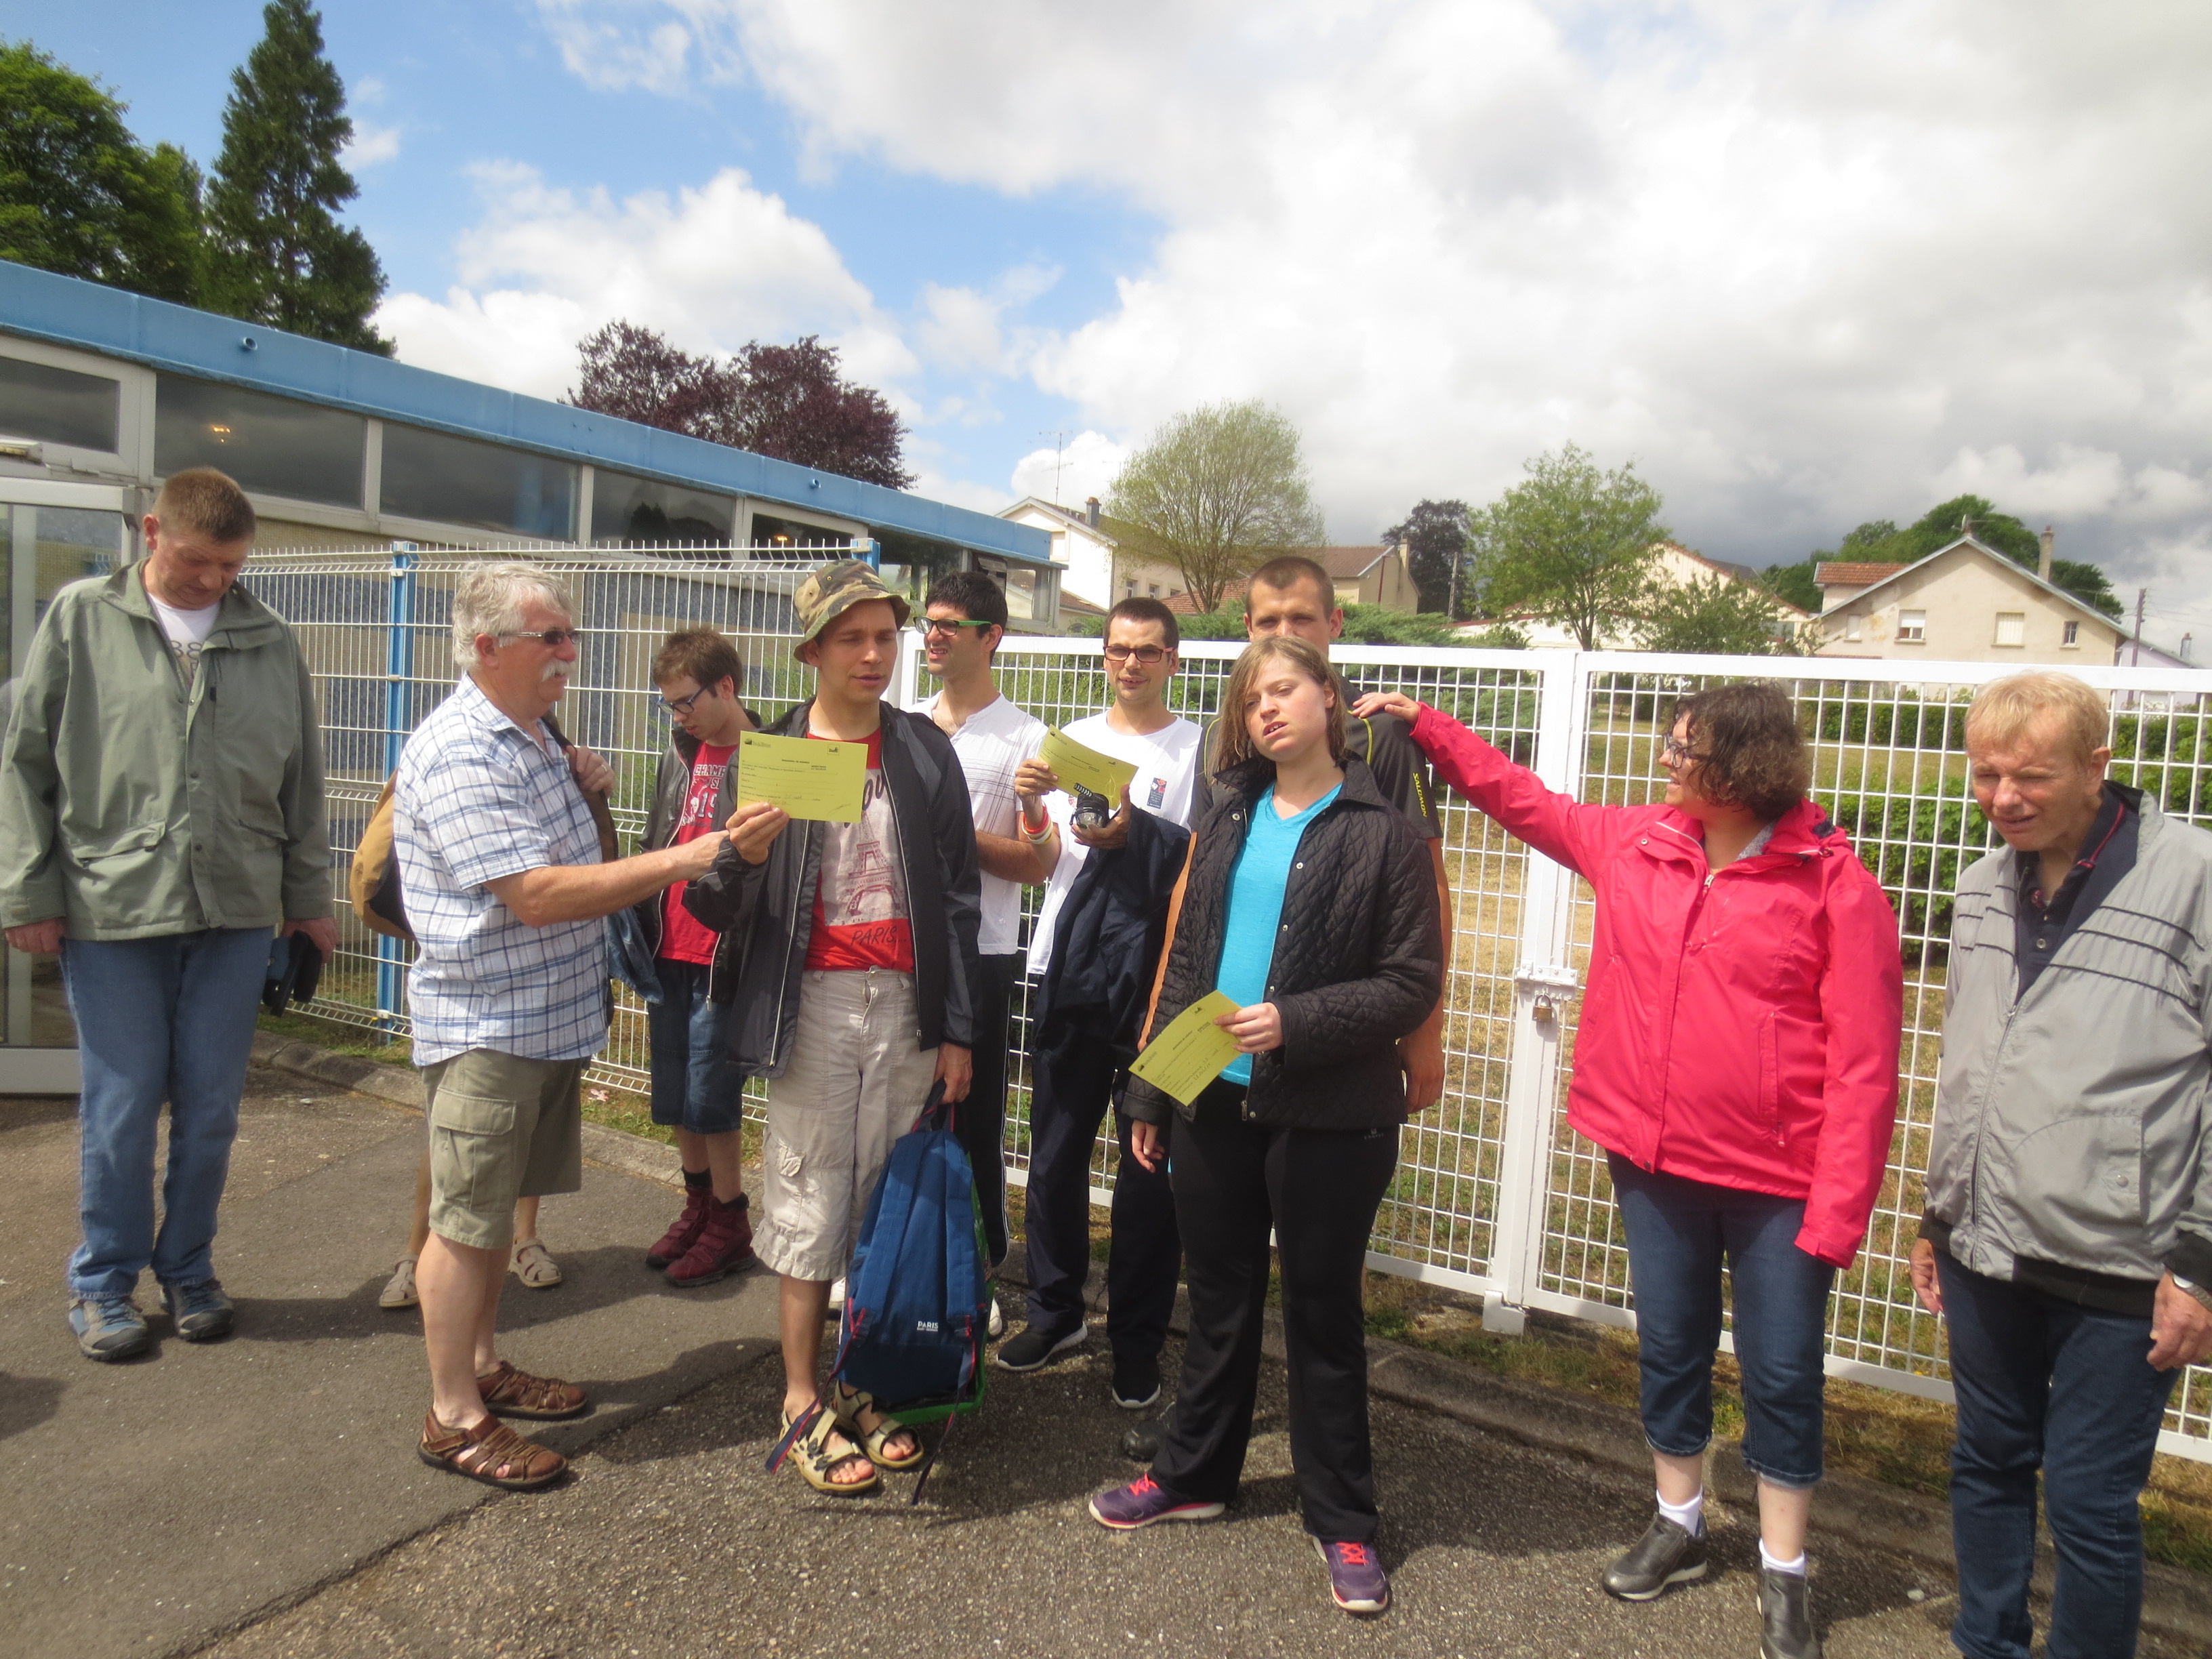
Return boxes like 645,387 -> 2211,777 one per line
915,617 -> 994,640
1103,643 -> 1168,666
501,628 -> 579,649
1660,735 -> 1703,763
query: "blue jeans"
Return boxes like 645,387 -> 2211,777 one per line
1608,1153 -> 1837,1488
62,927 -> 272,1300
646,958 -> 745,1135
1937,1251 -> 2177,1659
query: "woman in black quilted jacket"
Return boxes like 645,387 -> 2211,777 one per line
1085,636 -> 1443,1618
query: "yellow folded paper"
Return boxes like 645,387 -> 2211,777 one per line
1128,990 -> 1244,1107
735,730 -> 867,823
1040,727 -> 1138,804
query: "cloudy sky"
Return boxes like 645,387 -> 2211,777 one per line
14,0 -> 2211,648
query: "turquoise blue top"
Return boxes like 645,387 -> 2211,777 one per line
1214,782 -> 1342,1084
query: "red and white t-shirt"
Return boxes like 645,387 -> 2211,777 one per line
804,728 -> 915,973
659,740 -> 737,966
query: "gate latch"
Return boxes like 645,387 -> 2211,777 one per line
1513,963 -> 1581,1025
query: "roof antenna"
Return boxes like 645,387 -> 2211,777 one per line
1038,430 -> 1069,506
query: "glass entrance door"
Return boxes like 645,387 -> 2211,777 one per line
3,487 -> 130,1092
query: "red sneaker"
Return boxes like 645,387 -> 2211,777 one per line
665,1194 -> 757,1286
646,1183 -> 712,1269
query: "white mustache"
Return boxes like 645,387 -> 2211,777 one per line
540,661 -> 569,684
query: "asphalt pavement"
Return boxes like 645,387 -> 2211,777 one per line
4,1065 -> 2207,1659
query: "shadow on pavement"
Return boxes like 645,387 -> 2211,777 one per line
230,1244 -> 768,1349
0,1372 -> 66,1444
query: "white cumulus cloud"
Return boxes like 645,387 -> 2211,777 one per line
527,0 -> 2212,642
374,162 -> 910,403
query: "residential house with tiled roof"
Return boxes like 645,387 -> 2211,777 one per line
1814,533 -> 2143,663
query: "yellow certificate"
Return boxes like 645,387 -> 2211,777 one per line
1040,727 -> 1138,803
1128,990 -> 1244,1107
735,730 -> 867,823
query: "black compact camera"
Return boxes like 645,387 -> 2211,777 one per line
1071,785 -> 1113,834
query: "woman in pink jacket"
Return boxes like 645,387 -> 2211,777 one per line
1360,680 -> 1900,1659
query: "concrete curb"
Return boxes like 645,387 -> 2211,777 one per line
253,1029 -> 2211,1643
247,1033 -> 684,1190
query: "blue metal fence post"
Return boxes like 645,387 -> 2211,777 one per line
375,546 -> 417,1040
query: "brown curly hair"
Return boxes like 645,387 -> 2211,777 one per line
1675,680 -> 1809,821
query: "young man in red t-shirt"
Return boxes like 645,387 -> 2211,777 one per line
637,629 -> 759,1286
682,561 -> 982,1494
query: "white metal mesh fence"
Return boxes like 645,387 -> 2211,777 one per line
245,547 -> 2212,1462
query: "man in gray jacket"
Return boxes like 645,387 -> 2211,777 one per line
0,468 -> 336,1361
1911,670 -> 2212,1659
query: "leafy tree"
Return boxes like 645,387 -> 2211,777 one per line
1458,622 -> 1530,650
1806,497 -> 2123,620
1637,573 -> 1797,655
0,42 -> 204,303
1468,445 -> 1669,650
1380,498 -> 1470,613
569,321 -> 737,438
203,0 -> 389,353
1107,401 -> 1326,613
1337,603 -> 1471,645
724,336 -> 912,489
1757,560 -> 1822,613
566,323 -> 913,489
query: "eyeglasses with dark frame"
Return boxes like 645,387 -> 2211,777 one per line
1660,735 -> 1705,763
500,628 -> 579,649
656,684 -> 717,720
914,617 -> 995,640
1103,643 -> 1168,665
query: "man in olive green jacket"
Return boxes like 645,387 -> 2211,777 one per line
0,468 -> 335,1361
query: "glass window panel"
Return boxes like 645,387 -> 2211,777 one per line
380,424 -> 575,540
590,470 -> 734,546
1896,609 -> 1925,642
750,512 -> 851,550
0,355 -> 121,452
1994,611 -> 2025,647
155,375 -> 365,508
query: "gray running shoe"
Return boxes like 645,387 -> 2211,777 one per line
69,1296 -> 150,1361
1601,1512 -> 1708,1601
163,1278 -> 235,1342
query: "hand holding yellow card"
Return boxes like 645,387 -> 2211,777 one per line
1040,728 -> 1138,804
1128,990 -> 1244,1107
735,730 -> 867,823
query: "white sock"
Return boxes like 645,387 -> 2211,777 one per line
1759,1540 -> 1807,1576
1656,1488 -> 1704,1536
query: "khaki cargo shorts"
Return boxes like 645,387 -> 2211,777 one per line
756,969 -> 940,1282
422,1048 -> 588,1251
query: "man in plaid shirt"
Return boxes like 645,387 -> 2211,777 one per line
395,563 -> 730,1492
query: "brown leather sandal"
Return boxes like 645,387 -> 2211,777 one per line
418,1410 -> 566,1490
476,1360 -> 589,1420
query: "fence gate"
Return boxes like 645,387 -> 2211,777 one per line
247,547 -> 2212,1465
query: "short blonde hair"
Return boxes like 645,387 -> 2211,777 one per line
1965,672 -> 2109,764
1211,636 -> 1346,775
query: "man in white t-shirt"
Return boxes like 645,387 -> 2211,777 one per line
912,571 -> 1048,1309
996,598 -> 1202,1414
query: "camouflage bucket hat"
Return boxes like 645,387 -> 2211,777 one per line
791,558 -> 910,654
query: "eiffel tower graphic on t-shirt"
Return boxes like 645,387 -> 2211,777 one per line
826,839 -> 899,922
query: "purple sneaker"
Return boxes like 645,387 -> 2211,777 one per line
1315,1538 -> 1390,1614
1087,1475 -> 1225,1530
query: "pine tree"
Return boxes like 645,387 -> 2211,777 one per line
203,0 -> 389,353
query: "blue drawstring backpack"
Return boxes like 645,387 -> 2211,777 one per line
768,1081 -> 988,1500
